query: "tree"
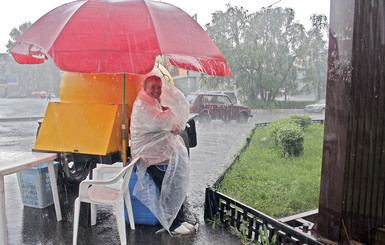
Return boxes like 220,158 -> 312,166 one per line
241,7 -> 306,104
300,14 -> 328,101
5,22 -> 32,51
201,5 -> 250,91
204,6 -> 308,107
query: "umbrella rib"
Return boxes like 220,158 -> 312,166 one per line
11,41 -> 47,59
167,53 -> 229,65
48,0 -> 89,58
142,1 -> 163,56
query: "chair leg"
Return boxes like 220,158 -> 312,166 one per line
90,204 -> 97,225
115,200 -> 127,245
73,197 -> 81,245
124,195 -> 135,230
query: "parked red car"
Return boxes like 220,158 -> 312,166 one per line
189,93 -> 252,123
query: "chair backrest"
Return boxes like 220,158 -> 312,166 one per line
119,157 -> 140,197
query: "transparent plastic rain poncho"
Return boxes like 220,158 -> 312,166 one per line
130,78 -> 190,231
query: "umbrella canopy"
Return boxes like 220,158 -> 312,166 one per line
9,0 -> 231,77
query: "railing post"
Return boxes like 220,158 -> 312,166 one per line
204,187 -> 219,221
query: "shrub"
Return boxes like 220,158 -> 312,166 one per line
243,100 -> 315,109
275,100 -> 314,109
289,114 -> 312,130
245,99 -> 276,110
267,118 -> 296,144
267,118 -> 304,156
276,124 -> 304,156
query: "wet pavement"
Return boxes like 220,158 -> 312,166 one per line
0,97 -> 324,245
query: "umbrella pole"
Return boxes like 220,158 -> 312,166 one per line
122,74 -> 127,166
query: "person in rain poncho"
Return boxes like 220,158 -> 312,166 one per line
130,75 -> 194,235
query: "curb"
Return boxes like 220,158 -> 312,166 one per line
0,117 -> 43,122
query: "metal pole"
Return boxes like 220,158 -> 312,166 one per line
122,74 -> 127,166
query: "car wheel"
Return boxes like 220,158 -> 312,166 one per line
237,112 -> 248,124
199,111 -> 211,124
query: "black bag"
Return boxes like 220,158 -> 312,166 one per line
185,118 -> 197,148
179,117 -> 197,150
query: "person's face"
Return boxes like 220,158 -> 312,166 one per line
144,79 -> 162,101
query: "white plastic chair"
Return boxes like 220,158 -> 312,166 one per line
72,158 -> 139,245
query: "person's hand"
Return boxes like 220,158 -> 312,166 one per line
171,125 -> 180,135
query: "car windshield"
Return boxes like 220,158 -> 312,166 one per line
186,94 -> 197,103
224,93 -> 236,104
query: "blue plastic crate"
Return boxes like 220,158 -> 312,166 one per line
124,165 -> 159,225
17,161 -> 59,208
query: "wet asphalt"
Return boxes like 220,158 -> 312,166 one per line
0,98 -> 324,245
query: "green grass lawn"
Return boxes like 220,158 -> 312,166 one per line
218,123 -> 324,218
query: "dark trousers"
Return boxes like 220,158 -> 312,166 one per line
147,165 -> 185,231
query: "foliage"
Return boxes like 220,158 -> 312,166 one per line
230,224 -> 254,245
219,124 -> 324,218
274,100 -> 313,109
289,114 -> 312,129
247,100 -> 315,109
246,99 -> 276,109
258,225 -> 277,245
242,7 -> 305,103
267,117 -> 304,156
276,123 -> 304,156
201,5 -> 250,91
212,214 -> 277,245
6,22 -> 32,50
299,14 -> 328,101
267,118 -> 296,144
205,212 -> 225,230
203,5 -> 328,106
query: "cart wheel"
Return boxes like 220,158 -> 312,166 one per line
59,157 -> 94,190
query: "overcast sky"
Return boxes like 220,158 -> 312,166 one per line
0,0 -> 330,53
